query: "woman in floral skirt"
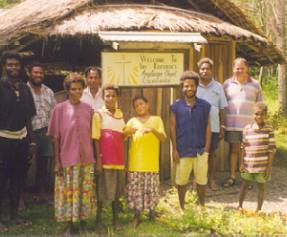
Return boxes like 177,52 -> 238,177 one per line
48,73 -> 95,234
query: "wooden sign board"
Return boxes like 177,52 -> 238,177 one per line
102,52 -> 184,86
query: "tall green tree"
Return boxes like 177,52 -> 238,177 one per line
232,0 -> 287,115
265,0 -> 287,114
0,0 -> 21,7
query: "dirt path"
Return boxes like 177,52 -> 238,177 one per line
206,156 -> 287,212
162,155 -> 287,213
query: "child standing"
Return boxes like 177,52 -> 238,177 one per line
238,102 -> 276,211
92,84 -> 126,228
125,96 -> 166,227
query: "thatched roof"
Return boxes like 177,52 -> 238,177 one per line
49,4 -> 266,43
0,0 -> 90,45
0,0 -> 284,65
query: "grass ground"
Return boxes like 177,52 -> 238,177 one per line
3,78 -> 287,236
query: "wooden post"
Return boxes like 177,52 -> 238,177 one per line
170,87 -> 175,185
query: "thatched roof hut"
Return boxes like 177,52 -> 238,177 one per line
1,0 -> 284,180
0,0 -> 284,65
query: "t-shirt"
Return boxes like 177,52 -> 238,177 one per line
81,87 -> 104,111
48,100 -> 95,168
242,122 -> 276,173
170,98 -> 211,158
223,77 -> 263,131
126,116 -> 166,173
0,80 -> 36,132
197,79 -> 227,133
27,82 -> 56,131
92,108 -> 125,170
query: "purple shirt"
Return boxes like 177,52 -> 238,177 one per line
170,98 -> 211,158
48,100 -> 95,168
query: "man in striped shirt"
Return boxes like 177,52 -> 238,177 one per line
238,102 -> 276,211
223,58 -> 263,187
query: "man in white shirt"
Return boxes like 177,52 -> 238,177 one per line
81,66 -> 104,111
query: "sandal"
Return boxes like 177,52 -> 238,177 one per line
223,177 -> 236,187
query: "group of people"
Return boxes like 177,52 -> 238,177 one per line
170,57 -> 276,212
0,50 -> 276,234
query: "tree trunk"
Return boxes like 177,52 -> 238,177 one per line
266,0 -> 287,115
276,0 -> 287,115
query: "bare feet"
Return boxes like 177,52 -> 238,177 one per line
149,210 -> 156,222
95,221 -> 107,234
132,216 -> 140,228
18,197 -> 26,212
14,217 -> 32,226
210,179 -> 217,191
0,222 -> 8,233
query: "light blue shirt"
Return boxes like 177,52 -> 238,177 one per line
197,79 -> 227,133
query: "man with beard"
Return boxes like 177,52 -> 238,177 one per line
170,71 -> 211,209
0,51 -> 36,232
196,58 -> 227,191
27,62 -> 56,203
81,66 -> 104,111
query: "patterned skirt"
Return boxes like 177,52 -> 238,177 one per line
54,164 -> 95,222
126,172 -> 160,211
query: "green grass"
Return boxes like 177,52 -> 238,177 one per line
275,133 -> 287,160
4,189 -> 287,236
159,189 -> 287,236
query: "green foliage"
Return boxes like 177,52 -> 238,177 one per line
262,77 -> 287,133
0,0 -> 21,8
260,76 -> 287,159
158,188 -> 287,236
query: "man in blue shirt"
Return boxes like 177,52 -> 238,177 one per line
196,58 -> 227,191
170,71 -> 211,209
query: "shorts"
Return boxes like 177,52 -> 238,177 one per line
210,132 -> 220,152
224,131 -> 242,143
33,127 -> 53,157
175,152 -> 208,186
241,172 -> 270,183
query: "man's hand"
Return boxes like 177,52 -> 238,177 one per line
29,143 -> 36,157
54,162 -> 63,176
219,126 -> 225,140
265,166 -> 272,179
240,163 -> 245,172
172,148 -> 180,163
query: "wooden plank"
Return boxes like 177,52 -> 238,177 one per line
160,88 -> 171,180
143,87 -> 157,115
156,88 -> 165,180
188,46 -> 195,70
119,87 -> 133,121
156,88 -> 163,116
